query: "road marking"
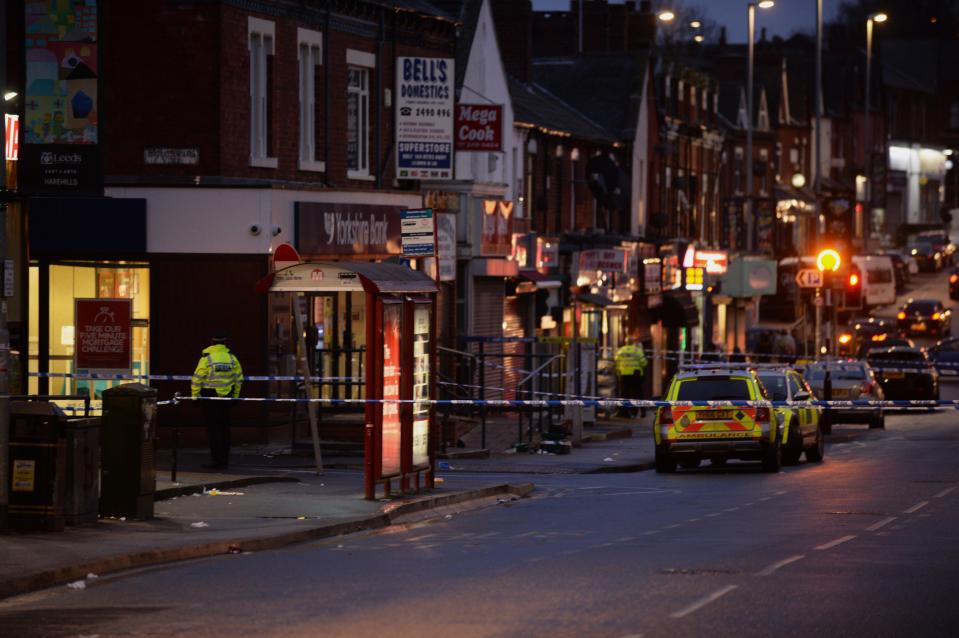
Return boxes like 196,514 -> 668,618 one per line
512,531 -> 538,539
666,523 -> 681,529
742,502 -> 755,507
615,536 -> 637,543
758,496 -> 772,501
474,532 -> 500,539
406,534 -> 436,542
670,585 -> 739,619
590,543 -> 613,549
724,507 -> 740,512
756,554 -> 805,577
687,518 -> 701,522
643,530 -> 659,535
774,490 -> 788,496
934,487 -> 956,498
904,501 -> 929,514
866,516 -> 897,532
705,513 -> 721,518
815,535 -> 857,550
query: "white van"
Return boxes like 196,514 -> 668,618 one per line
852,255 -> 896,308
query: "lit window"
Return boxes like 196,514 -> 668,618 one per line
346,49 -> 375,179
249,17 -> 276,168
298,28 -> 324,172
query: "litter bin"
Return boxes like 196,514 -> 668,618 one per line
100,384 -> 157,519
7,401 -> 66,531
63,417 -> 101,526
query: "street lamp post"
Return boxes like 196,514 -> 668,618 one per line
745,1 -> 774,252
864,12 -> 887,244
815,0 -> 823,238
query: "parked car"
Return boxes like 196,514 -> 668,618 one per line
851,255 -> 897,308
803,361 -> 885,431
949,267 -> 959,300
927,336 -> 959,380
866,346 -> 939,400
908,243 -> 942,272
915,230 -> 956,266
859,335 -> 915,359
882,249 -> 919,279
897,299 -> 952,338
755,368 -> 824,465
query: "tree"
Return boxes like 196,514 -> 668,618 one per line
650,0 -> 719,47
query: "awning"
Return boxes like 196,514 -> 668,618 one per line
518,269 -> 562,289
774,184 -> 817,208
257,261 -> 438,294
574,292 -> 614,308
659,289 -> 700,328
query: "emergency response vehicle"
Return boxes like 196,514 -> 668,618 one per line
653,366 -> 822,473
756,368 -> 825,466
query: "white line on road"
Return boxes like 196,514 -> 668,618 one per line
774,490 -> 788,496
934,487 -> 956,498
815,535 -> 857,550
705,513 -> 721,518
756,554 -> 805,577
865,517 -> 897,532
512,531 -> 538,539
687,518 -> 701,522
904,501 -> 929,514
724,507 -> 740,512
406,534 -> 436,542
670,585 -> 739,619
665,523 -> 681,529
758,496 -> 772,501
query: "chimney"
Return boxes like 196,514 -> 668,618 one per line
719,26 -> 727,46
491,0 -> 533,82
760,27 -> 767,42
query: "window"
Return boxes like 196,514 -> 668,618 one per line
298,28 -> 323,172
346,49 -> 375,179
249,17 -> 276,168
676,378 -> 751,401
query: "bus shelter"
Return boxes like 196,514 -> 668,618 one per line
258,261 -> 438,499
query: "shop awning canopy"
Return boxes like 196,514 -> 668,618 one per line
574,292 -> 614,308
518,269 -> 562,289
257,261 -> 438,294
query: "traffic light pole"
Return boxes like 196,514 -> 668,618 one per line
814,287 -> 822,357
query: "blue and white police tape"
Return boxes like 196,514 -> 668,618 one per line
27,371 -> 363,383
168,393 -> 953,410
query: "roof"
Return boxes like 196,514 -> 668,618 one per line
508,76 -> 619,144
532,52 -> 649,141
429,0 -> 482,90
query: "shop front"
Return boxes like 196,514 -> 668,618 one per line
25,197 -> 149,412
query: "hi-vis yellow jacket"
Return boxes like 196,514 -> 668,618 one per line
615,343 -> 648,376
191,344 -> 243,398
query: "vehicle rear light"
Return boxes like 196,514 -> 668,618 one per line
933,312 -> 941,320
839,333 -> 852,345
897,312 -> 907,320
860,381 -> 875,395
950,274 -> 958,284
755,407 -> 770,423
658,408 -> 673,425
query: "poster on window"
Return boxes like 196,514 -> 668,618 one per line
381,303 -> 402,477
396,57 -> 454,180
75,299 -> 132,373
412,305 -> 431,468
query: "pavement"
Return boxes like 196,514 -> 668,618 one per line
0,414 -> 653,600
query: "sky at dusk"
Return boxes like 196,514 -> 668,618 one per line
531,0 -> 843,43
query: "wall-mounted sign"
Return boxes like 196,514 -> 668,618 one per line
536,237 -> 560,269
144,148 -> 199,165
269,263 -> 365,292
295,202 -> 402,256
396,57 -> 454,179
692,249 -> 729,275
75,299 -> 131,373
481,200 -> 513,256
454,104 -> 502,151
643,258 -> 662,296
381,302 -> 403,477
401,208 -> 436,257
722,257 -> 778,298
578,248 -> 628,274
4,114 -> 19,161
436,213 -> 456,281
685,267 -> 704,291
22,0 -> 101,194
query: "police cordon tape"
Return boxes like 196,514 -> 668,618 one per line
168,393 -> 954,410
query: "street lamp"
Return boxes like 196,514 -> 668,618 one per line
816,248 -> 841,273
863,12 -> 888,243
657,10 -> 676,22
746,0 -> 775,252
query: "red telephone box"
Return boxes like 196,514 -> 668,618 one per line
260,261 -> 438,499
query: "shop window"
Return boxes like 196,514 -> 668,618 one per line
249,17 -> 276,168
298,28 -> 324,172
29,263 -> 150,413
346,49 -> 375,179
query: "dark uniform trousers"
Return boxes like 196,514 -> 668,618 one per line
201,388 -> 233,467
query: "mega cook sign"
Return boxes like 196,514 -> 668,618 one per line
455,104 -> 502,151
75,299 -> 132,372
396,57 -> 455,180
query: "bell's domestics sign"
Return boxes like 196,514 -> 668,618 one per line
396,57 -> 455,179
455,104 -> 502,151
